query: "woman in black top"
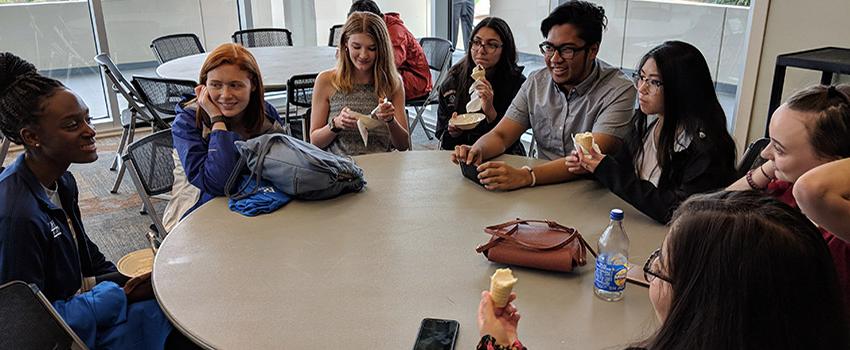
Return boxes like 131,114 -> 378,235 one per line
566,41 -> 736,223
436,17 -> 526,155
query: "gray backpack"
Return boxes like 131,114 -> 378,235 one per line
225,133 -> 366,200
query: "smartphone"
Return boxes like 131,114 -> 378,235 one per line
413,318 -> 459,350
459,162 -> 485,187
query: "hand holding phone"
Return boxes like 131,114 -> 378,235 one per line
413,318 -> 459,350
459,162 -> 485,187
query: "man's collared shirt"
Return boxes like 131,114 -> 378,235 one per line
506,59 -> 636,160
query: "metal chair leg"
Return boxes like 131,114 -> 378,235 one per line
409,105 -> 434,140
110,128 -> 130,171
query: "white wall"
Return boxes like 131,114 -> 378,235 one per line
745,0 -> 850,142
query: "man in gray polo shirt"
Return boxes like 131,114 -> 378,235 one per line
451,1 -> 636,191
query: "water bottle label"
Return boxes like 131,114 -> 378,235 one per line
594,255 -> 628,292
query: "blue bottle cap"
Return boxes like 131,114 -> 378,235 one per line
610,209 -> 624,220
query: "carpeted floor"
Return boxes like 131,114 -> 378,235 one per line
3,124 -> 439,262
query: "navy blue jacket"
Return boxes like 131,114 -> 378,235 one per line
172,100 -> 283,215
0,154 -> 116,302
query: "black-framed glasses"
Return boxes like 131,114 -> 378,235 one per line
470,39 -> 503,53
631,72 -> 664,93
643,248 -> 672,283
538,42 -> 589,60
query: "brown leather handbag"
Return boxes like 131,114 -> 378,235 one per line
475,219 -> 597,272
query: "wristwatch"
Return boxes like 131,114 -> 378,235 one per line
329,118 -> 343,133
210,115 -> 226,125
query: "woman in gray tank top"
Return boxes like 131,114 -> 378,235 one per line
310,11 -> 410,156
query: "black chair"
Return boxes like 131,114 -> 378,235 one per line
122,129 -> 175,239
0,134 -> 10,170
328,24 -> 344,47
406,37 -> 454,140
94,53 -> 164,194
232,28 -> 293,48
132,76 -> 197,125
736,137 -> 770,178
150,33 -> 204,64
0,281 -> 88,349
286,73 -> 319,142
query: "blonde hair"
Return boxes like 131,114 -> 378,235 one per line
333,11 -> 400,99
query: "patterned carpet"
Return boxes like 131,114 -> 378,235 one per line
3,125 -> 439,262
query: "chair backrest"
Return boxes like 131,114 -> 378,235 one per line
132,76 -> 197,119
232,28 -> 293,48
286,73 -> 318,109
736,137 -> 770,178
328,24 -> 344,47
150,33 -> 204,64
0,281 -> 88,350
94,53 -> 158,126
418,37 -> 454,89
124,129 -> 175,197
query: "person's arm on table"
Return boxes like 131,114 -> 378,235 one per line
794,158 -> 850,242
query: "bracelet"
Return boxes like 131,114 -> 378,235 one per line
745,169 -> 763,190
521,166 -> 536,187
759,164 -> 774,181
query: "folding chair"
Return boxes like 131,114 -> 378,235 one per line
736,137 -> 770,178
328,24 -> 344,47
94,53 -> 165,194
150,33 -> 204,64
406,37 -> 454,140
122,129 -> 175,239
0,281 -> 88,349
232,28 -> 293,48
132,75 -> 197,126
0,134 -> 10,171
285,73 -> 318,142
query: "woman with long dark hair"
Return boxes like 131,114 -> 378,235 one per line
566,41 -> 736,223
477,191 -> 849,349
436,17 -> 527,155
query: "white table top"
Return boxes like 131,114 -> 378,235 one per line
155,46 -> 338,91
152,151 -> 666,349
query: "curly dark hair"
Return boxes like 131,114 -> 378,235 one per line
0,52 -> 64,145
540,0 -> 607,45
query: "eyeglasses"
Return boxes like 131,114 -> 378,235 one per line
538,42 -> 589,60
470,39 -> 503,53
643,248 -> 672,283
631,72 -> 664,94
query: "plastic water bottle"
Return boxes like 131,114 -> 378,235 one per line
594,209 -> 630,301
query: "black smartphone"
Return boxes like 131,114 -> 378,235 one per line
413,318 -> 459,350
459,162 -> 484,186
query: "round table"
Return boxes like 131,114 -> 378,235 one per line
153,151 -> 666,349
155,46 -> 338,91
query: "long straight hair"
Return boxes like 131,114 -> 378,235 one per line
631,41 -> 736,179
447,17 -> 521,115
190,43 -> 266,133
641,190 -> 848,349
334,11 -> 400,99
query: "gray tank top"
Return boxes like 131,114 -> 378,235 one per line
326,84 -> 392,156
